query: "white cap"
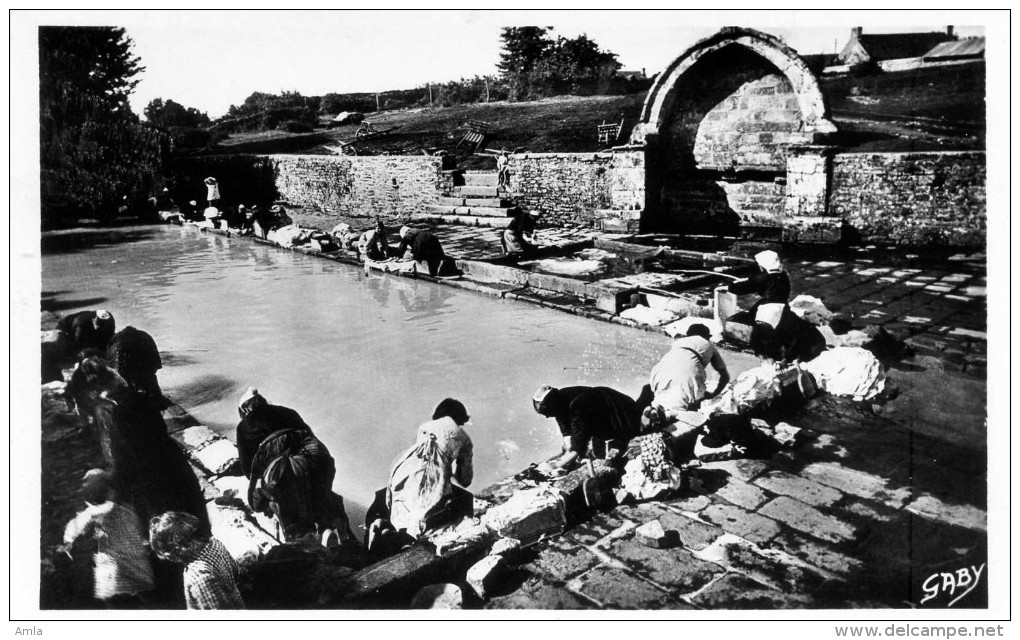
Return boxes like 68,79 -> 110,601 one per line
754,250 -> 782,273
95,309 -> 112,321
399,226 -> 411,238
238,387 -> 259,409
755,302 -> 785,328
532,385 -> 555,405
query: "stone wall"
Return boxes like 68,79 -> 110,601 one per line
273,155 -> 447,220
175,154 -> 447,222
508,151 -> 645,228
830,151 -> 986,246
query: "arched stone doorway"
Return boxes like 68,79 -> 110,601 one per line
631,27 -> 835,235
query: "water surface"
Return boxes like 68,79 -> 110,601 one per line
42,225 -> 673,525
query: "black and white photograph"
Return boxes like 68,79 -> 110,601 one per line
10,7 -> 1011,631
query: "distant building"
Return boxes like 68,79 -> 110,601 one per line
923,37 -> 985,63
838,26 -> 956,66
615,68 -> 648,81
801,53 -> 841,75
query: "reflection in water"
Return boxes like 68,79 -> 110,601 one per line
42,225 -> 672,525
166,373 -> 238,409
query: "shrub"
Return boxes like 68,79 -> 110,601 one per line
280,120 -> 314,133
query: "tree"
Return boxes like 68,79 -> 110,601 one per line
40,27 -> 168,225
534,34 -> 621,96
497,27 -> 553,100
221,90 -> 319,132
497,27 -> 553,75
496,27 -> 622,100
144,98 -> 211,129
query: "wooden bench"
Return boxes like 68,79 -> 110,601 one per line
456,119 -> 493,152
597,115 -> 625,145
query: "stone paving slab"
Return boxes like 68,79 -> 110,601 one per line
485,575 -> 594,610
688,572 -> 820,609
525,540 -> 600,581
699,503 -> 782,547
769,530 -> 865,578
758,496 -> 859,545
706,477 -> 771,511
799,461 -> 912,509
753,470 -> 845,507
601,536 -> 724,594
570,565 -> 675,609
653,510 -> 725,551
693,533 -> 829,592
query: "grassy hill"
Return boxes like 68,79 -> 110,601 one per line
209,62 -> 985,165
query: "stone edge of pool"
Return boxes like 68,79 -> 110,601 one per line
184,221 -> 687,341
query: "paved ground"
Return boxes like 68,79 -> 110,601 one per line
478,394 -> 987,610
788,253 -> 987,377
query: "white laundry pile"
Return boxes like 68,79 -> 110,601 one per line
663,317 -> 724,341
481,487 -> 566,547
268,225 -> 312,248
789,294 -> 834,326
620,304 -> 679,327
699,364 -> 784,416
426,518 -> 494,557
802,346 -> 887,401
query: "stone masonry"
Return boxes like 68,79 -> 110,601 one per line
829,151 -> 986,246
177,154 -> 448,223
508,150 -> 645,229
271,155 -> 447,221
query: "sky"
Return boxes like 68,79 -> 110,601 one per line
25,9 -> 987,119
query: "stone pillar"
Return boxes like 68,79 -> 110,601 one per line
585,147 -> 649,233
601,147 -> 646,233
783,144 -> 841,243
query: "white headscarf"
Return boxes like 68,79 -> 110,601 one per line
238,386 -> 259,409
755,250 -> 782,273
399,226 -> 412,239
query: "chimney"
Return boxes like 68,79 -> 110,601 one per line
642,68 -> 646,78
851,26 -> 863,39
947,25 -> 955,37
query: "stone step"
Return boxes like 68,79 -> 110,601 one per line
463,172 -> 499,186
437,196 -> 509,208
426,204 -> 512,218
465,197 -> 509,208
456,185 -> 501,198
410,213 -> 510,229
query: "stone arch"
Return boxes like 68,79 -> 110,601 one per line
631,27 -> 836,234
632,27 -> 835,144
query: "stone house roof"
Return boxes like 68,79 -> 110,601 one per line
923,37 -> 985,61
840,31 -> 956,64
